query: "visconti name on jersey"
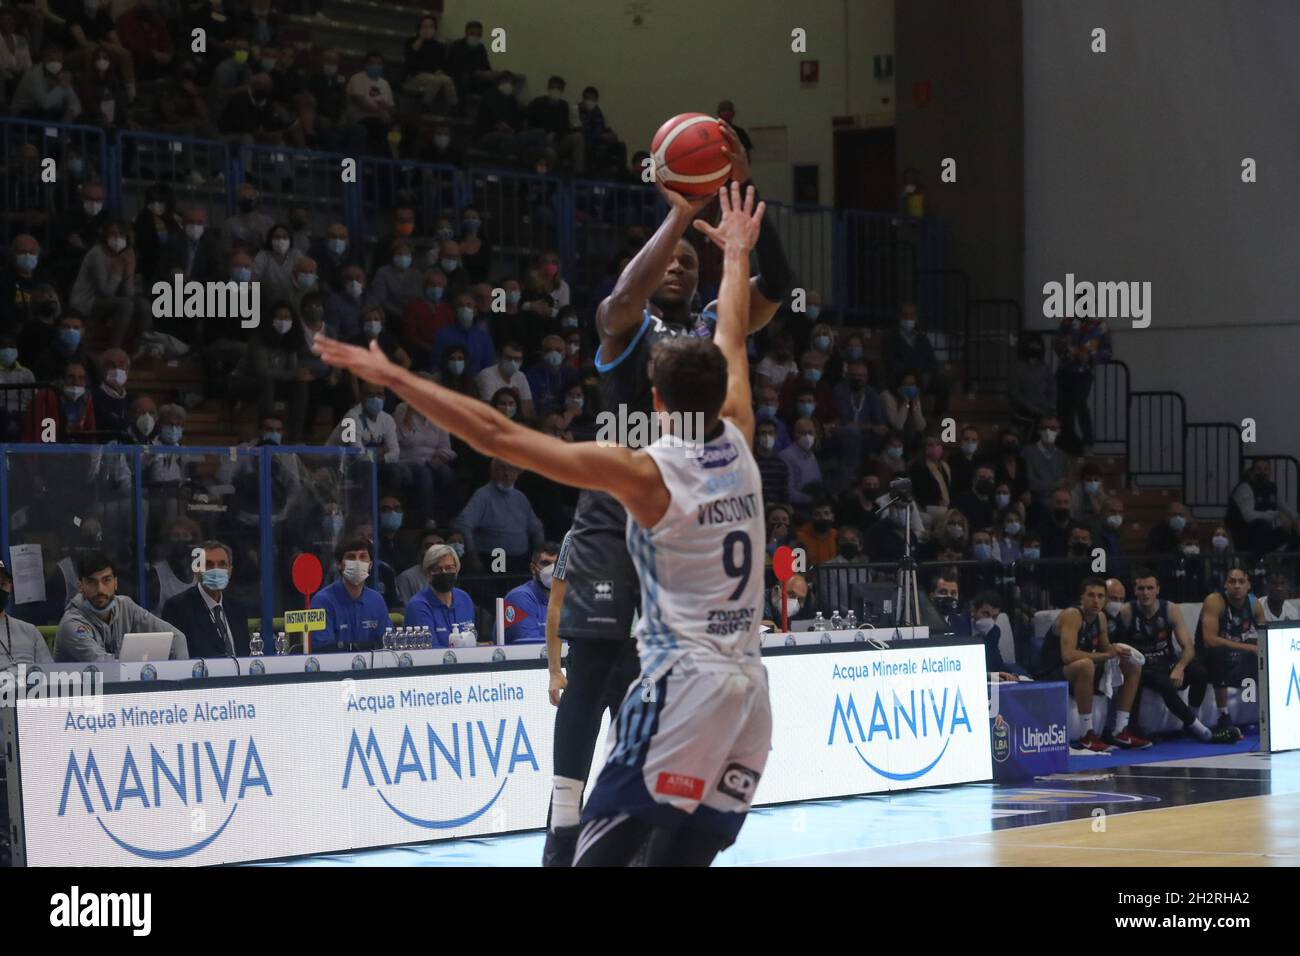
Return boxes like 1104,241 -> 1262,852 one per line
698,492 -> 760,527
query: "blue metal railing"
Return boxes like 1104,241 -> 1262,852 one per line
0,443 -> 374,638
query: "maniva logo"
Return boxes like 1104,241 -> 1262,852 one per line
58,738 -> 271,860
828,686 -> 973,781
341,718 -> 540,829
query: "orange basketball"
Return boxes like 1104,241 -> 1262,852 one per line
650,112 -> 732,197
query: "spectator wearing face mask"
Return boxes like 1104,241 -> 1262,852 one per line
909,434 -> 953,511
949,425 -> 988,493
994,428 -> 1031,506
1146,502 -> 1193,556
969,591 -> 1029,678
232,301 -> 313,439
818,525 -> 867,618
1227,459 -> 1300,555
1011,332 -> 1056,437
476,341 -> 533,419
0,234 -> 48,332
831,360 -> 887,461
287,256 -> 321,314
868,431 -> 909,486
430,238 -> 470,301
837,473 -> 884,533
403,543 -> 476,646
157,207 -> 222,286
397,529 -> 443,604
253,222 -> 305,304
35,312 -> 91,385
764,504 -> 795,560
328,382 -> 400,468
578,85 -> 627,178
399,268 -> 451,367
92,347 -> 132,437
160,539 -> 261,658
434,345 -> 478,400
311,539 -> 393,652
754,419 -> 790,508
1070,462 -> 1107,526
75,41 -> 130,132
402,15 -> 455,109
475,70 -> 547,164
1024,414 -> 1070,516
457,207 -> 492,283
1037,487 -> 1076,559
310,222 -> 358,292
880,371 -> 927,451
1204,526 -> 1237,593
526,76 -> 584,175
1171,532 -> 1208,602
992,508 -> 1025,566
431,293 -> 495,376
133,182 -> 181,285
953,463 -> 999,533
921,510 -> 969,562
70,220 -> 143,349
324,264 -> 369,342
0,335 -> 34,439
362,237 -> 419,321
455,459 -> 544,574
501,543 -> 560,644
1094,496 -> 1127,559
1053,312 -> 1112,455
797,501 -> 839,566
883,303 -> 950,417
445,19 -> 493,99
752,383 -> 791,452
756,344 -> 798,391
24,359 -> 96,441
11,44 -> 82,121
224,184 -> 275,253
778,350 -> 833,421
526,334 -> 577,417
763,573 -> 812,629
557,382 -> 595,441
780,417 -> 823,507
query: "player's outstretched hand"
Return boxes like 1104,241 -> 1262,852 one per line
718,120 -> 750,184
692,181 -> 765,254
314,335 -> 399,388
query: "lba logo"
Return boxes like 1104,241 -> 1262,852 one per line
341,717 -> 540,829
828,686 -> 973,781
58,738 -> 271,860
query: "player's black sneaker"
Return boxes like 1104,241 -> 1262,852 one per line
1208,725 -> 1244,744
1215,713 -> 1236,733
542,824 -> 581,868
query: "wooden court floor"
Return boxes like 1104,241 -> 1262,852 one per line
854,791 -> 1300,866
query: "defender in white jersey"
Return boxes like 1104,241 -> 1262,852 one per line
314,181 -> 769,866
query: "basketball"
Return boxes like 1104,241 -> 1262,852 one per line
650,112 -> 733,196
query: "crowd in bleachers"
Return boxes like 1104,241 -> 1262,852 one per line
0,2 -> 1297,682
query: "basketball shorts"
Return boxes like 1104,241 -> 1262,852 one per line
1203,643 -> 1259,689
581,656 -> 772,843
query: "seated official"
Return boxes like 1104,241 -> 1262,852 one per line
403,543 -> 476,646
0,559 -> 53,672
762,573 -> 814,629
396,527 -> 444,605
967,590 -> 1029,678
503,542 -> 559,644
310,538 -> 393,652
161,540 -> 263,658
55,552 -> 189,662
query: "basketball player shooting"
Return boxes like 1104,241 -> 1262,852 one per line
313,182 -> 771,866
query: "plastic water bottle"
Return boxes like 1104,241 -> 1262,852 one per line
249,631 -> 263,657
421,626 -> 432,649
830,611 -> 843,630
845,610 -> 857,629
812,611 -> 826,630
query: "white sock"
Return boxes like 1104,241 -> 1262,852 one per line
1115,710 -> 1130,733
1189,719 -> 1211,741
1079,712 -> 1093,734
550,776 -> 583,829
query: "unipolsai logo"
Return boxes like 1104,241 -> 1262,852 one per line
1018,723 -> 1067,755
340,715 -> 540,830
57,737 -> 272,860
991,714 -> 1011,763
827,684 -> 974,781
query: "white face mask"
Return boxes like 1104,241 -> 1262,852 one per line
1105,514 -> 1124,529
107,236 -> 127,253
538,564 -> 555,589
184,224 -> 204,240
342,559 -> 370,585
327,238 -> 347,255
84,201 -> 104,216
776,594 -> 800,618
272,238 -> 290,255
1040,429 -> 1058,445
105,368 -> 127,388
136,413 -> 155,435
63,385 -> 85,401
757,434 -> 775,451
1106,601 -> 1123,618
148,201 -> 166,216
273,319 -> 293,335
797,434 -> 815,451
973,617 -> 996,635
347,280 -> 364,299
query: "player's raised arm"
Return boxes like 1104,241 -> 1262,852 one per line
312,338 -> 671,527
694,182 -> 765,446
596,183 -> 713,350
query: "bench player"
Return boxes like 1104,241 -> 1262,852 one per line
316,182 -> 772,867
1196,561 -> 1267,734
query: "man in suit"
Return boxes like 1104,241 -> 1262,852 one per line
161,540 -> 262,657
